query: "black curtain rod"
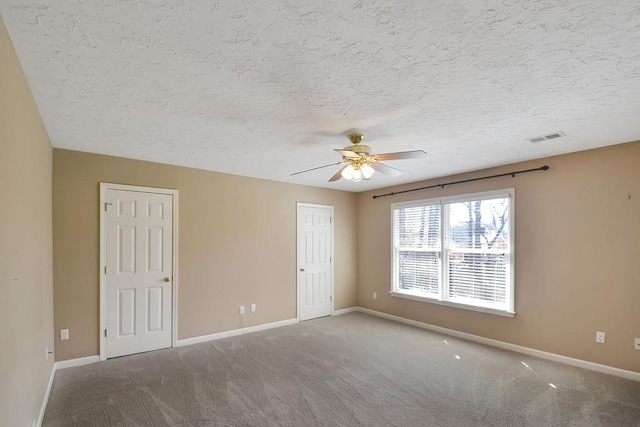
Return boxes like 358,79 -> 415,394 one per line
372,165 -> 550,199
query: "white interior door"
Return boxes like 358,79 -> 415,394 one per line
105,189 -> 173,358
297,203 -> 333,321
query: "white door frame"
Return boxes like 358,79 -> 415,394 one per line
296,202 -> 334,321
99,183 -> 179,361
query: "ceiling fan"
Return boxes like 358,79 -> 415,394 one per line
291,133 -> 428,182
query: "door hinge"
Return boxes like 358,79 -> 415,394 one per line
104,202 -> 112,211
330,295 -> 333,301
330,217 -> 333,224
104,329 -> 107,337
104,266 -> 107,275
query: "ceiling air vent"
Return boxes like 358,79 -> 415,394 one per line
528,131 -> 566,143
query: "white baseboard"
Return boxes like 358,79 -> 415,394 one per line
54,355 -> 100,370
242,318 -> 298,334
357,307 -> 640,382
177,318 -> 298,347
36,364 -> 56,427
52,319 -> 301,365
333,307 -> 358,316
35,355 -> 100,426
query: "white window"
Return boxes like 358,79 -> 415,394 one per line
391,189 -> 515,317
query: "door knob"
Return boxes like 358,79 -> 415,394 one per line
300,268 -> 305,272
163,277 -> 171,282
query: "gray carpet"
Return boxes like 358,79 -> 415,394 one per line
43,313 -> 640,426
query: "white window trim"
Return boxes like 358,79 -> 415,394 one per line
390,188 -> 515,317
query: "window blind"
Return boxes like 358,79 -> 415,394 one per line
391,191 -> 514,314
393,204 -> 440,295
445,198 -> 510,309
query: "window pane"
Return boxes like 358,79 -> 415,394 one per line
394,205 -> 440,249
446,196 -> 511,309
448,198 -> 509,250
391,190 -> 514,314
399,251 -> 439,294
448,252 -> 508,304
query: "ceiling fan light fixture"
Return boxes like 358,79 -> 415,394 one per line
361,163 -> 375,179
352,168 -> 363,182
341,164 -> 355,180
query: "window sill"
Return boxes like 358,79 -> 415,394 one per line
389,291 -> 515,318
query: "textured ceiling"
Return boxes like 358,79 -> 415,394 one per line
2,1 -> 640,191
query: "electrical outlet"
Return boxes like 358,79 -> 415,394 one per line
251,304 -> 256,312
373,292 -> 377,299
596,331 -> 605,344
635,338 -> 640,350
60,329 -> 69,340
239,306 -> 245,315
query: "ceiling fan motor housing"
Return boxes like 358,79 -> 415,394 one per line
344,133 -> 371,157
344,144 -> 371,156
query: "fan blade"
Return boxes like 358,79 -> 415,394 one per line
372,162 -> 403,177
290,161 -> 344,176
374,150 -> 428,161
328,165 -> 349,182
334,149 -> 360,159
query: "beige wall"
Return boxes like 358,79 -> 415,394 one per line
0,16 -> 54,426
53,149 -> 358,361
357,140 -> 640,373
52,142 -> 640,372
